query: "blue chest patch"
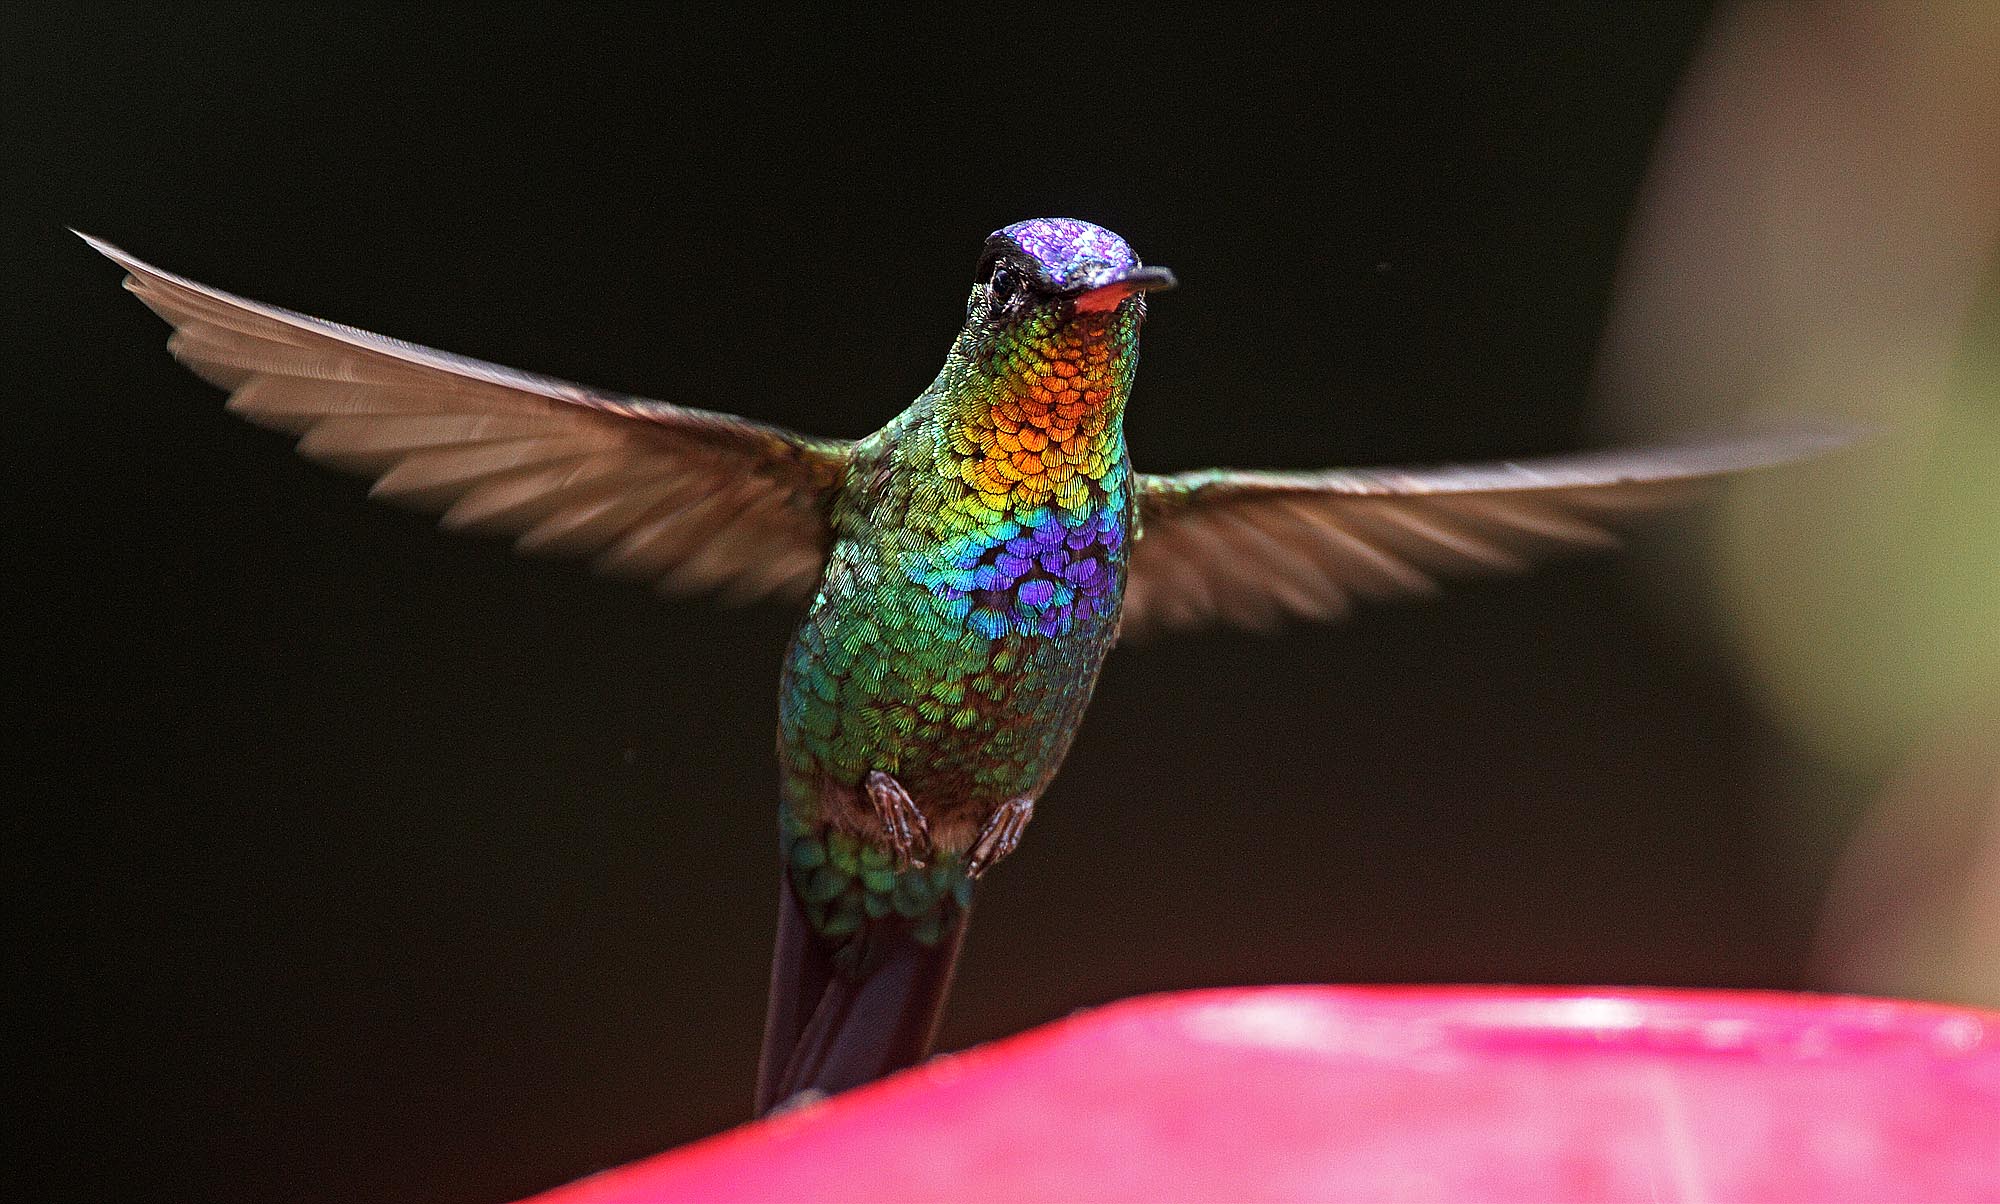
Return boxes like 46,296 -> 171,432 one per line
902,501 -> 1127,640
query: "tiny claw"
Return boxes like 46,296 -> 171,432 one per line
967,797 -> 1034,880
864,771 -> 932,871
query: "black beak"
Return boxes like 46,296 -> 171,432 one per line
1074,265 -> 1178,312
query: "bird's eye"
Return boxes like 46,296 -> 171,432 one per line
987,263 -> 1020,307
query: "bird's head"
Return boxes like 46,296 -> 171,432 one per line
954,218 -> 1175,376
929,219 -> 1170,509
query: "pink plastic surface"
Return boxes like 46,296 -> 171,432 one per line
523,986 -> 2000,1203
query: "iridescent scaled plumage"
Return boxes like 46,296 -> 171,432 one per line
778,220 -> 1144,951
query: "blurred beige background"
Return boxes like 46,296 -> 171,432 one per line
1598,1 -> 2000,1006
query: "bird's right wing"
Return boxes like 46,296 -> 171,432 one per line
1124,427 -> 1858,639
83,233 -> 852,605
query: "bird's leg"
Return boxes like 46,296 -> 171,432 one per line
967,797 -> 1034,880
864,770 -> 931,871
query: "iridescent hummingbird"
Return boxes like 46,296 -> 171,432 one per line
81,219 -> 1847,1114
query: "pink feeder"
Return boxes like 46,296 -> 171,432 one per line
524,986 -> 2000,1203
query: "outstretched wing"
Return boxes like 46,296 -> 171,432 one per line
82,233 -> 851,604
1125,429 -> 1856,638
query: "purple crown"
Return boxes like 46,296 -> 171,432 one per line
989,218 -> 1139,291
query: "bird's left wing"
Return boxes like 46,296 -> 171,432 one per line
1124,428 -> 1855,639
82,234 -> 851,604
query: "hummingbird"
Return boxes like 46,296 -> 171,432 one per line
81,219 -> 1848,1114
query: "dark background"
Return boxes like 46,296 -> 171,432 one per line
8,6 -> 1836,1203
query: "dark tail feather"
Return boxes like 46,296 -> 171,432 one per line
754,876 -> 971,1116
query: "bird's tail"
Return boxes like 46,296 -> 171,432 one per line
754,832 -> 973,1116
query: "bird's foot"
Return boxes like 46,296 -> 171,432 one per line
967,797 -> 1034,880
864,771 -> 932,870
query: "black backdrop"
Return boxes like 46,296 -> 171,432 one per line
10,6 -> 1831,1203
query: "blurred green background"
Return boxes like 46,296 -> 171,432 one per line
7,5 -> 1994,1203
1595,0 -> 1999,1010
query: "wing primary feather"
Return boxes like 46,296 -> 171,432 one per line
1341,502 -> 1529,573
1124,423 -> 1860,637
441,459 -> 648,535
1274,499 -> 1438,597
82,231 -> 848,605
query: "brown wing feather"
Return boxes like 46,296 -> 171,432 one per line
1126,428 -> 1859,639
81,232 -> 850,605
